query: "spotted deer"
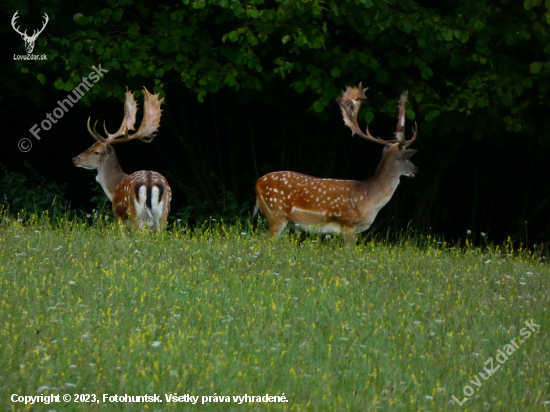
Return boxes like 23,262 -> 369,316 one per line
254,85 -> 418,243
73,87 -> 171,231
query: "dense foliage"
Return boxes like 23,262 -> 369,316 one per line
7,0 -> 550,130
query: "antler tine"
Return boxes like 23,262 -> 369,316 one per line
395,91 -> 408,145
102,87 -> 138,143
127,87 -> 164,143
337,84 -> 394,147
404,122 -> 418,148
87,117 -> 108,144
365,124 -> 393,146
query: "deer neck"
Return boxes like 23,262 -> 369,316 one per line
363,158 -> 402,209
96,153 -> 127,202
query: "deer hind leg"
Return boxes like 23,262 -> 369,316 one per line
133,184 -> 154,230
149,184 -> 166,231
256,192 -> 288,240
343,227 -> 357,245
157,209 -> 169,231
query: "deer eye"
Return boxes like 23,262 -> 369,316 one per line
94,151 -> 100,155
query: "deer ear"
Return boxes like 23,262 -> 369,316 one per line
399,149 -> 417,159
105,145 -> 115,156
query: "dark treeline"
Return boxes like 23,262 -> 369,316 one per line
1,0 -> 550,245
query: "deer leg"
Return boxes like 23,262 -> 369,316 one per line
343,228 -> 356,245
158,211 -> 168,231
268,219 -> 288,241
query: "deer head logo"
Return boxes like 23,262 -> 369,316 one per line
11,11 -> 49,54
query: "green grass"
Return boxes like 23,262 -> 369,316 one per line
1,214 -> 549,411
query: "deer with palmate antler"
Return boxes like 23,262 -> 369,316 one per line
73,87 -> 171,231
254,85 -> 418,244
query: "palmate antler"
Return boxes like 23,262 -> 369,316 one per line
87,87 -> 163,145
337,84 -> 417,148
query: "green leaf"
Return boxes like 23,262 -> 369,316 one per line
21,67 -> 29,74
63,81 -> 74,92
73,13 -> 87,26
415,93 -> 423,103
228,31 -> 239,42
193,0 -> 206,9
421,67 -> 433,80
364,111 -> 374,123
296,36 -> 307,47
478,97 -> 489,108
282,35 -> 290,44
405,107 -> 415,120
37,74 -> 45,85
530,61 -> 543,73
224,74 -> 236,86
54,78 -> 65,89
468,79 -> 480,89
246,8 -> 260,18
294,80 -> 306,93
524,0 -> 542,9
313,100 -> 324,112
330,67 -> 341,78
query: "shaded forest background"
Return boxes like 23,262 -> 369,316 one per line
1,0 -> 550,245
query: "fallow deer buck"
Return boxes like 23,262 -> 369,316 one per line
254,85 -> 418,243
73,87 -> 172,231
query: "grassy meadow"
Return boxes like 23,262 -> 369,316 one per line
1,213 -> 549,411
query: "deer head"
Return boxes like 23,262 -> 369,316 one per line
337,85 -> 418,178
73,86 -> 163,172
11,11 -> 49,54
